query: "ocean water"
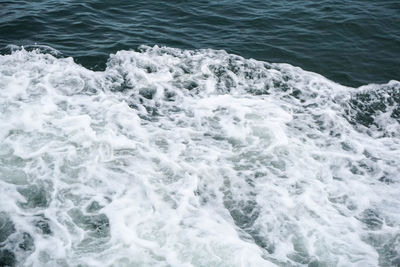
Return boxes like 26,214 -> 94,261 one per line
0,1 -> 399,267
1,0 -> 399,87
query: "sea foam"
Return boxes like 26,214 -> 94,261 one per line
0,46 -> 399,266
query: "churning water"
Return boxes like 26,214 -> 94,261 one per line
0,46 -> 399,266
1,1 -> 400,266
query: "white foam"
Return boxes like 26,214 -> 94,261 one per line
0,46 -> 399,266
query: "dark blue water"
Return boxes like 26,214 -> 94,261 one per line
1,0 -> 399,87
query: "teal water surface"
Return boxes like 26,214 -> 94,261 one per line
0,0 -> 399,86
